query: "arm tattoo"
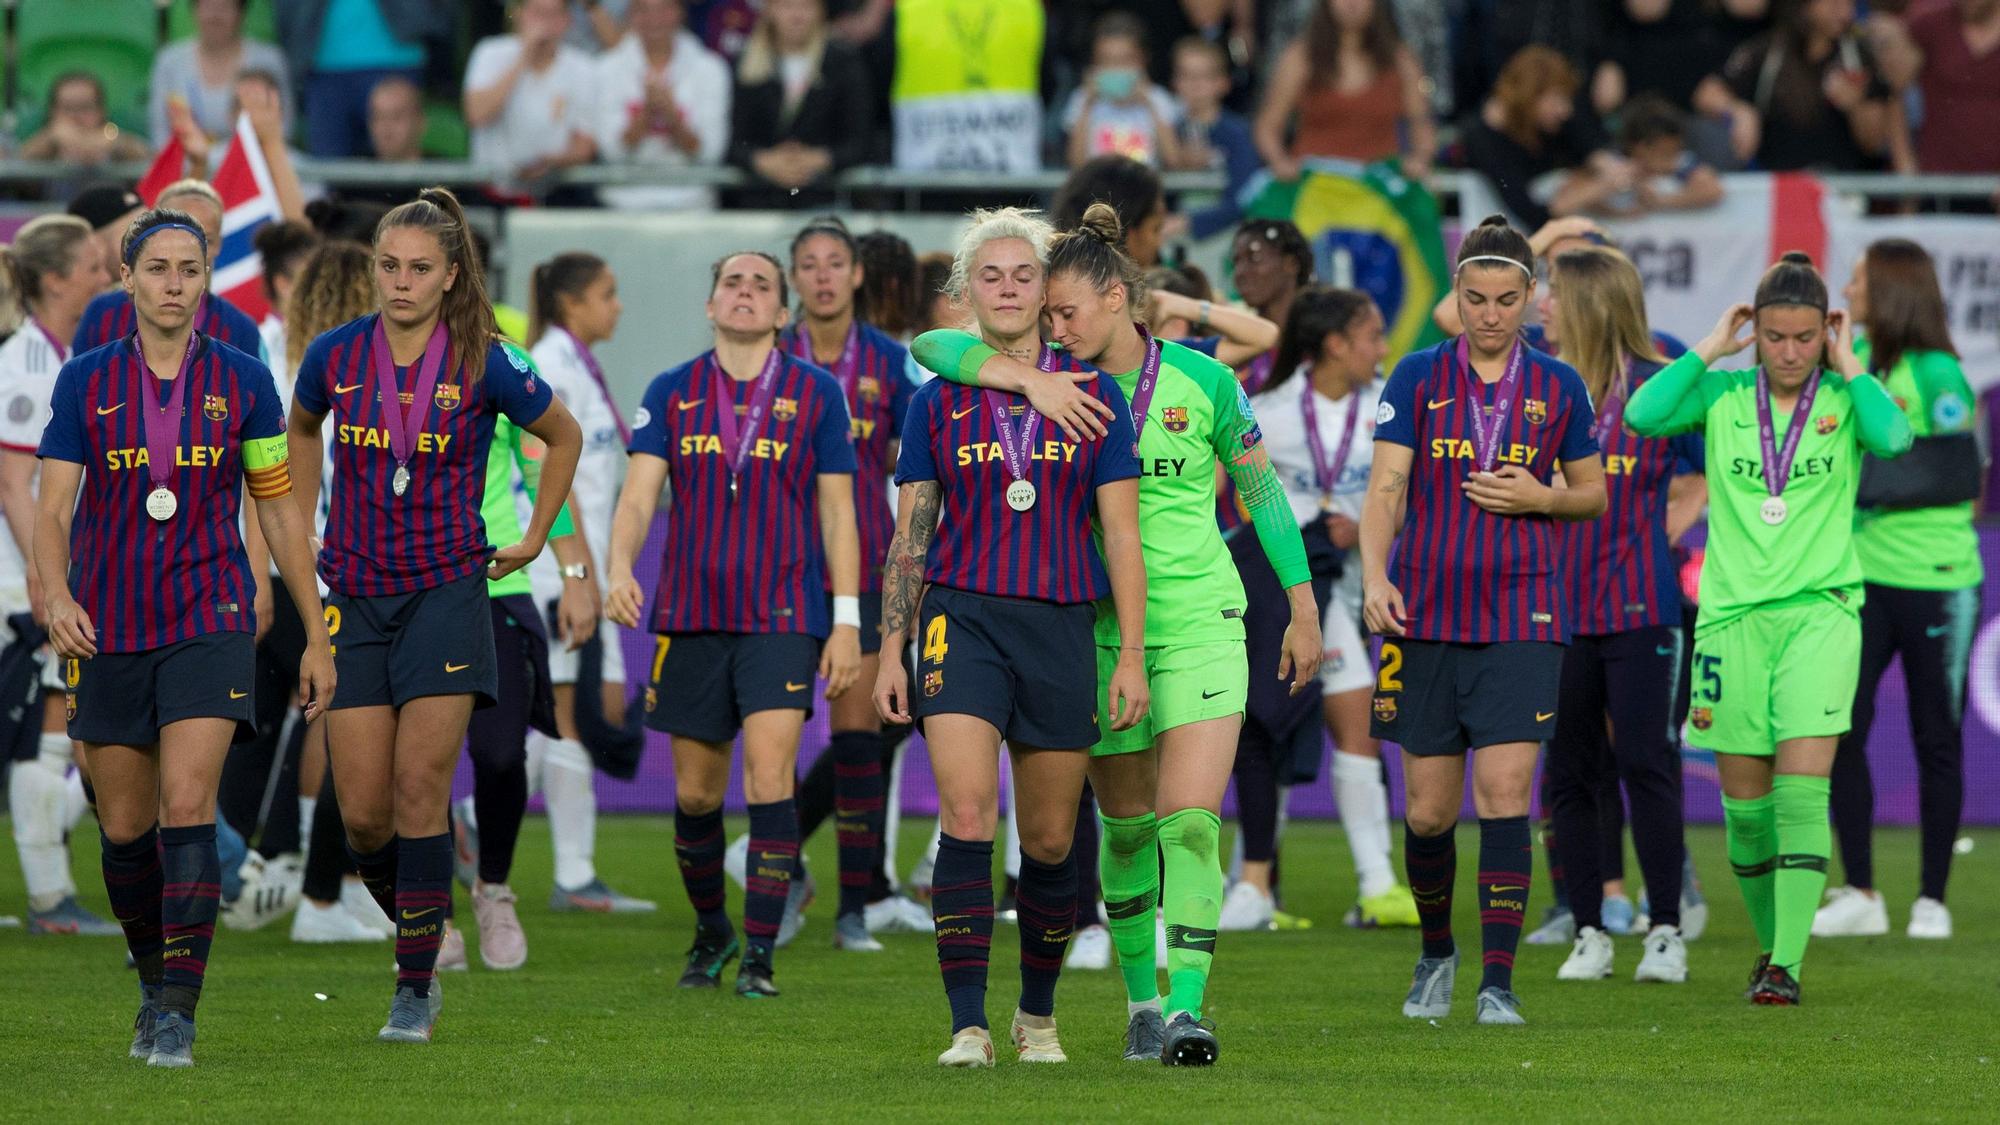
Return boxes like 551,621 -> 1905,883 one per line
880,481 -> 942,636
1377,470 -> 1408,495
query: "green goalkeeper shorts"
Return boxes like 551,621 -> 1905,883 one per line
1682,591 -> 1861,755
1093,640 -> 1247,757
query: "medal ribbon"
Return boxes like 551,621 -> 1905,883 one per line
787,320 -> 861,403
1591,359 -> 1631,448
134,333 -> 196,493
711,346 -> 783,494
31,317 -> 68,364
1124,325 -> 1163,442
563,327 -> 630,446
369,318 -> 448,471
1454,335 -> 1526,472
1755,366 -> 1823,499
983,386 -> 1042,486
1300,381 -> 1362,498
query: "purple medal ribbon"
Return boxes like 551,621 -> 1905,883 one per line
787,320 -> 861,402
712,345 -> 783,502
1125,325 -> 1164,441
134,332 -> 196,517
1242,349 -> 1275,394
1300,380 -> 1362,503
1756,365 -> 1823,501
1591,360 -> 1631,448
369,318 -> 449,492
561,327 -> 630,446
1455,334 -> 1526,473
31,318 -> 68,364
983,385 -> 1042,486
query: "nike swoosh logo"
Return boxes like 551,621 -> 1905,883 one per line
1536,711 -> 1555,722
1427,398 -> 1454,410
785,681 -> 808,692
1926,625 -> 1950,638
228,689 -> 247,699
678,399 -> 705,411
1824,706 -> 1842,715
1733,419 -> 1756,429
1655,645 -> 1674,656
400,908 -> 437,921
445,662 -> 470,673
1200,689 -> 1226,699
1487,884 -> 1526,893
333,383 -> 364,395
96,403 -> 124,415
951,405 -> 979,420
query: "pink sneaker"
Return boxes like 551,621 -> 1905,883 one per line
436,920 -> 470,972
472,883 -> 526,970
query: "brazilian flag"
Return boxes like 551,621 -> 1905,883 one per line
1241,158 -> 1449,365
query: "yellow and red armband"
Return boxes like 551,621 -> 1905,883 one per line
242,434 -> 292,501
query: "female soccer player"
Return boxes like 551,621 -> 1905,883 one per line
1226,219 -> 1314,393
1539,246 -> 1705,985
1250,286 -> 1420,932
1626,252 -> 1912,1004
606,249 -> 861,1000
72,180 -> 265,359
289,187 -> 583,1042
0,214 -> 117,937
912,205 -> 1318,1064
1360,216 -> 1606,1026
34,209 -> 333,1066
1817,239 -> 1980,941
779,217 -> 917,951
877,207 -> 1146,1067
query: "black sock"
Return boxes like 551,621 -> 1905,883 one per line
159,824 -> 221,1018
1014,851 -> 1077,1019
100,827 -> 164,987
932,834 -> 994,1032
472,756 -> 528,886
830,731 -> 885,918
742,799 -> 799,964
301,775 -> 349,904
673,805 -> 731,933
1404,822 -> 1456,960
1478,816 -> 1532,993
346,835 -> 399,922
393,833 -> 452,997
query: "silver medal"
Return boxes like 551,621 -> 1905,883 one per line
392,464 -> 410,497
1005,479 -> 1037,512
1760,496 -> 1788,526
145,487 -> 177,522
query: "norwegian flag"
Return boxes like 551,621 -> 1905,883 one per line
206,112 -> 281,321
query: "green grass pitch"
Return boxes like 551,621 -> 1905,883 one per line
3,816 -> 1994,1122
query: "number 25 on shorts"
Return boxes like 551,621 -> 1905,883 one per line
1694,653 -> 1722,703
922,615 -> 949,665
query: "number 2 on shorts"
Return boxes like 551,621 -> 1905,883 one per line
923,615 -> 949,665
1377,642 -> 1403,693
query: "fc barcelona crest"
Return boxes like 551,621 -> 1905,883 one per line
1372,695 -> 1397,723
1815,414 -> 1837,435
203,394 -> 228,421
923,670 -> 944,697
857,376 -> 882,402
433,382 -> 462,412
773,396 -> 799,422
1689,706 -> 1712,731
1161,406 -> 1189,433
1523,398 -> 1548,425
644,686 -> 658,713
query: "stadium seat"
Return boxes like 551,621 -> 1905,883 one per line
14,0 -> 160,137
423,98 -> 469,160
164,0 -> 279,46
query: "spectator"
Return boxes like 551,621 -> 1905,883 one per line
1901,0 -> 2000,173
726,0 -> 873,207
1255,0 -> 1437,179
1713,0 -> 1893,171
570,0 -> 632,50
1265,0 -> 1452,119
1127,0 -> 1256,113
1168,37 -> 1262,240
65,185 -> 145,296
1064,13 -> 1183,168
150,0 -> 294,149
891,0 -> 1044,173
1593,94 -> 1725,216
19,74 -> 150,167
368,75 -> 430,161
596,0 -> 730,211
276,0 -> 447,158
464,0 -> 601,193
1593,1 -> 1748,169
686,0 -> 764,59
1457,45 -> 1633,230
1051,155 -> 1167,267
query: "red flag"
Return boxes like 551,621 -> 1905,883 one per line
136,135 -> 186,205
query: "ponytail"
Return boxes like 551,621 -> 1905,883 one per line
526,252 -> 608,349
1046,201 -> 1148,312
376,186 -> 495,386
1268,286 -> 1378,394
1,213 -> 98,334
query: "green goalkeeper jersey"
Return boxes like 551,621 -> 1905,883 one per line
1849,339 -> 1983,591
1626,351 -> 1913,632
911,330 -> 1309,647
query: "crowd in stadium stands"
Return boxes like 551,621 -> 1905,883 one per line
4,0 -> 1995,214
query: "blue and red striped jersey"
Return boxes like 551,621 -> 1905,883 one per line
629,349 -> 857,637
1373,339 -> 1599,643
74,291 -> 266,363
1523,324 -> 1687,361
1559,360 -> 1703,635
37,334 -> 285,653
895,370 -> 1140,605
293,315 -> 552,597
778,321 -> 917,593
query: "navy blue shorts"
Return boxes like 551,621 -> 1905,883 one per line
825,590 -> 886,655
915,585 -> 1098,751
645,632 -> 820,744
67,631 -> 256,746
326,573 -> 498,710
1370,638 -> 1561,756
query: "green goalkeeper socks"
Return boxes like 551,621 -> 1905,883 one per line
1159,808 -> 1222,1021
1098,810 -> 1160,1005
1722,791 -> 1778,955
1771,775 -> 1831,978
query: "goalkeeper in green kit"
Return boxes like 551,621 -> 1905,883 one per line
1625,253 -> 1911,1004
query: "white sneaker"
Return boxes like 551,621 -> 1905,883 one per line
723,833 -> 750,888
1811,885 -> 1889,937
290,898 -> 386,943
1634,925 -> 1688,983
1010,1010 -> 1067,1063
1907,896 -> 1952,939
1065,923 -> 1111,970
224,851 -> 299,932
938,1027 -> 994,1068
1217,881 -> 1274,932
339,878 -> 395,937
1557,926 -> 1615,980
864,894 -> 935,934
1155,911 -> 1169,970
435,921 -> 469,971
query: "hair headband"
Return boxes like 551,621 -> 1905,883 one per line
1455,254 -> 1531,276
125,222 -> 208,267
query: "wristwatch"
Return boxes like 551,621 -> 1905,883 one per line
560,563 -> 591,580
